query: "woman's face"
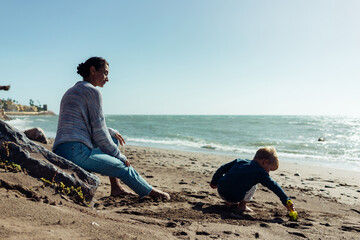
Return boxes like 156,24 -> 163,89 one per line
91,64 -> 109,87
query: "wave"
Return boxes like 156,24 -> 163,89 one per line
5,118 -> 33,131
126,136 -> 360,171
5,117 -> 57,138
127,137 -> 261,155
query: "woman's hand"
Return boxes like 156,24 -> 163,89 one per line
115,132 -> 126,146
210,183 -> 218,189
124,160 -> 131,167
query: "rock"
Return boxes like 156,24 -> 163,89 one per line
23,127 -> 48,144
0,120 -> 99,203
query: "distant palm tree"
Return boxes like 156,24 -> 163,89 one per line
0,85 -> 10,91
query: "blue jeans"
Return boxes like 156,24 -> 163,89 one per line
54,138 -> 152,197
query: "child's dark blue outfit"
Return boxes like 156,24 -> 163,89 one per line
211,159 -> 290,205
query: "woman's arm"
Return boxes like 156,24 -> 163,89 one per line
87,88 -> 127,163
108,128 -> 126,146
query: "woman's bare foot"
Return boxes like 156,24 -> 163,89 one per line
110,188 -> 136,197
149,188 -> 170,200
109,177 -> 136,197
238,201 -> 253,212
239,205 -> 253,212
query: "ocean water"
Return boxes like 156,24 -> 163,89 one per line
6,115 -> 360,171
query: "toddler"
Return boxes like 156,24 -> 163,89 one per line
210,147 -> 295,213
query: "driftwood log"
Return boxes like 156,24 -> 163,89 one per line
0,120 -> 99,203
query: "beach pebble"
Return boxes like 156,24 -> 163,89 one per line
91,222 -> 100,226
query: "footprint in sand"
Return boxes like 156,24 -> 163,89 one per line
341,225 -> 360,232
173,231 -> 188,236
260,223 -> 270,228
165,222 -> 177,228
196,231 -> 210,236
288,232 -> 307,238
179,180 -> 188,184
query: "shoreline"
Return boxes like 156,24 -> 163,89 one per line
126,143 -> 360,173
4,111 -> 56,116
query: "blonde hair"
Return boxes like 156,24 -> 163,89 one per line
253,146 -> 279,170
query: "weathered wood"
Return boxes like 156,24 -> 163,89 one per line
0,120 -> 99,203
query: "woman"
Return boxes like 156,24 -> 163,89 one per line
53,57 -> 170,200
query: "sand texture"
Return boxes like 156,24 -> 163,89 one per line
1,143 -> 359,239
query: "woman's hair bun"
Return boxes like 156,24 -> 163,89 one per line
76,57 -> 108,79
77,63 -> 86,78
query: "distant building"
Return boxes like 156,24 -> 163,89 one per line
2,101 -> 38,112
1,98 -> 48,113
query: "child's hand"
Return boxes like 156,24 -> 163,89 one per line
210,183 -> 218,189
286,202 -> 295,212
286,200 -> 298,221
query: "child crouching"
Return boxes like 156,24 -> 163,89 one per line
210,147 -> 295,213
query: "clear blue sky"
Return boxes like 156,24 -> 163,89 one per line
1,0 -> 359,115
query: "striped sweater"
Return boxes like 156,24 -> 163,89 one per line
53,81 -> 127,162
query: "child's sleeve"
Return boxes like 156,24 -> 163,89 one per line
210,159 -> 238,186
260,174 -> 290,206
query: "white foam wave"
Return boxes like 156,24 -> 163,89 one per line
5,118 -> 33,131
126,137 -> 256,155
126,136 -> 360,171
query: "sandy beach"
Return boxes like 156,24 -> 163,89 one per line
0,142 -> 359,239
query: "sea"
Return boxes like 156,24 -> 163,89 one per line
6,115 -> 360,172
